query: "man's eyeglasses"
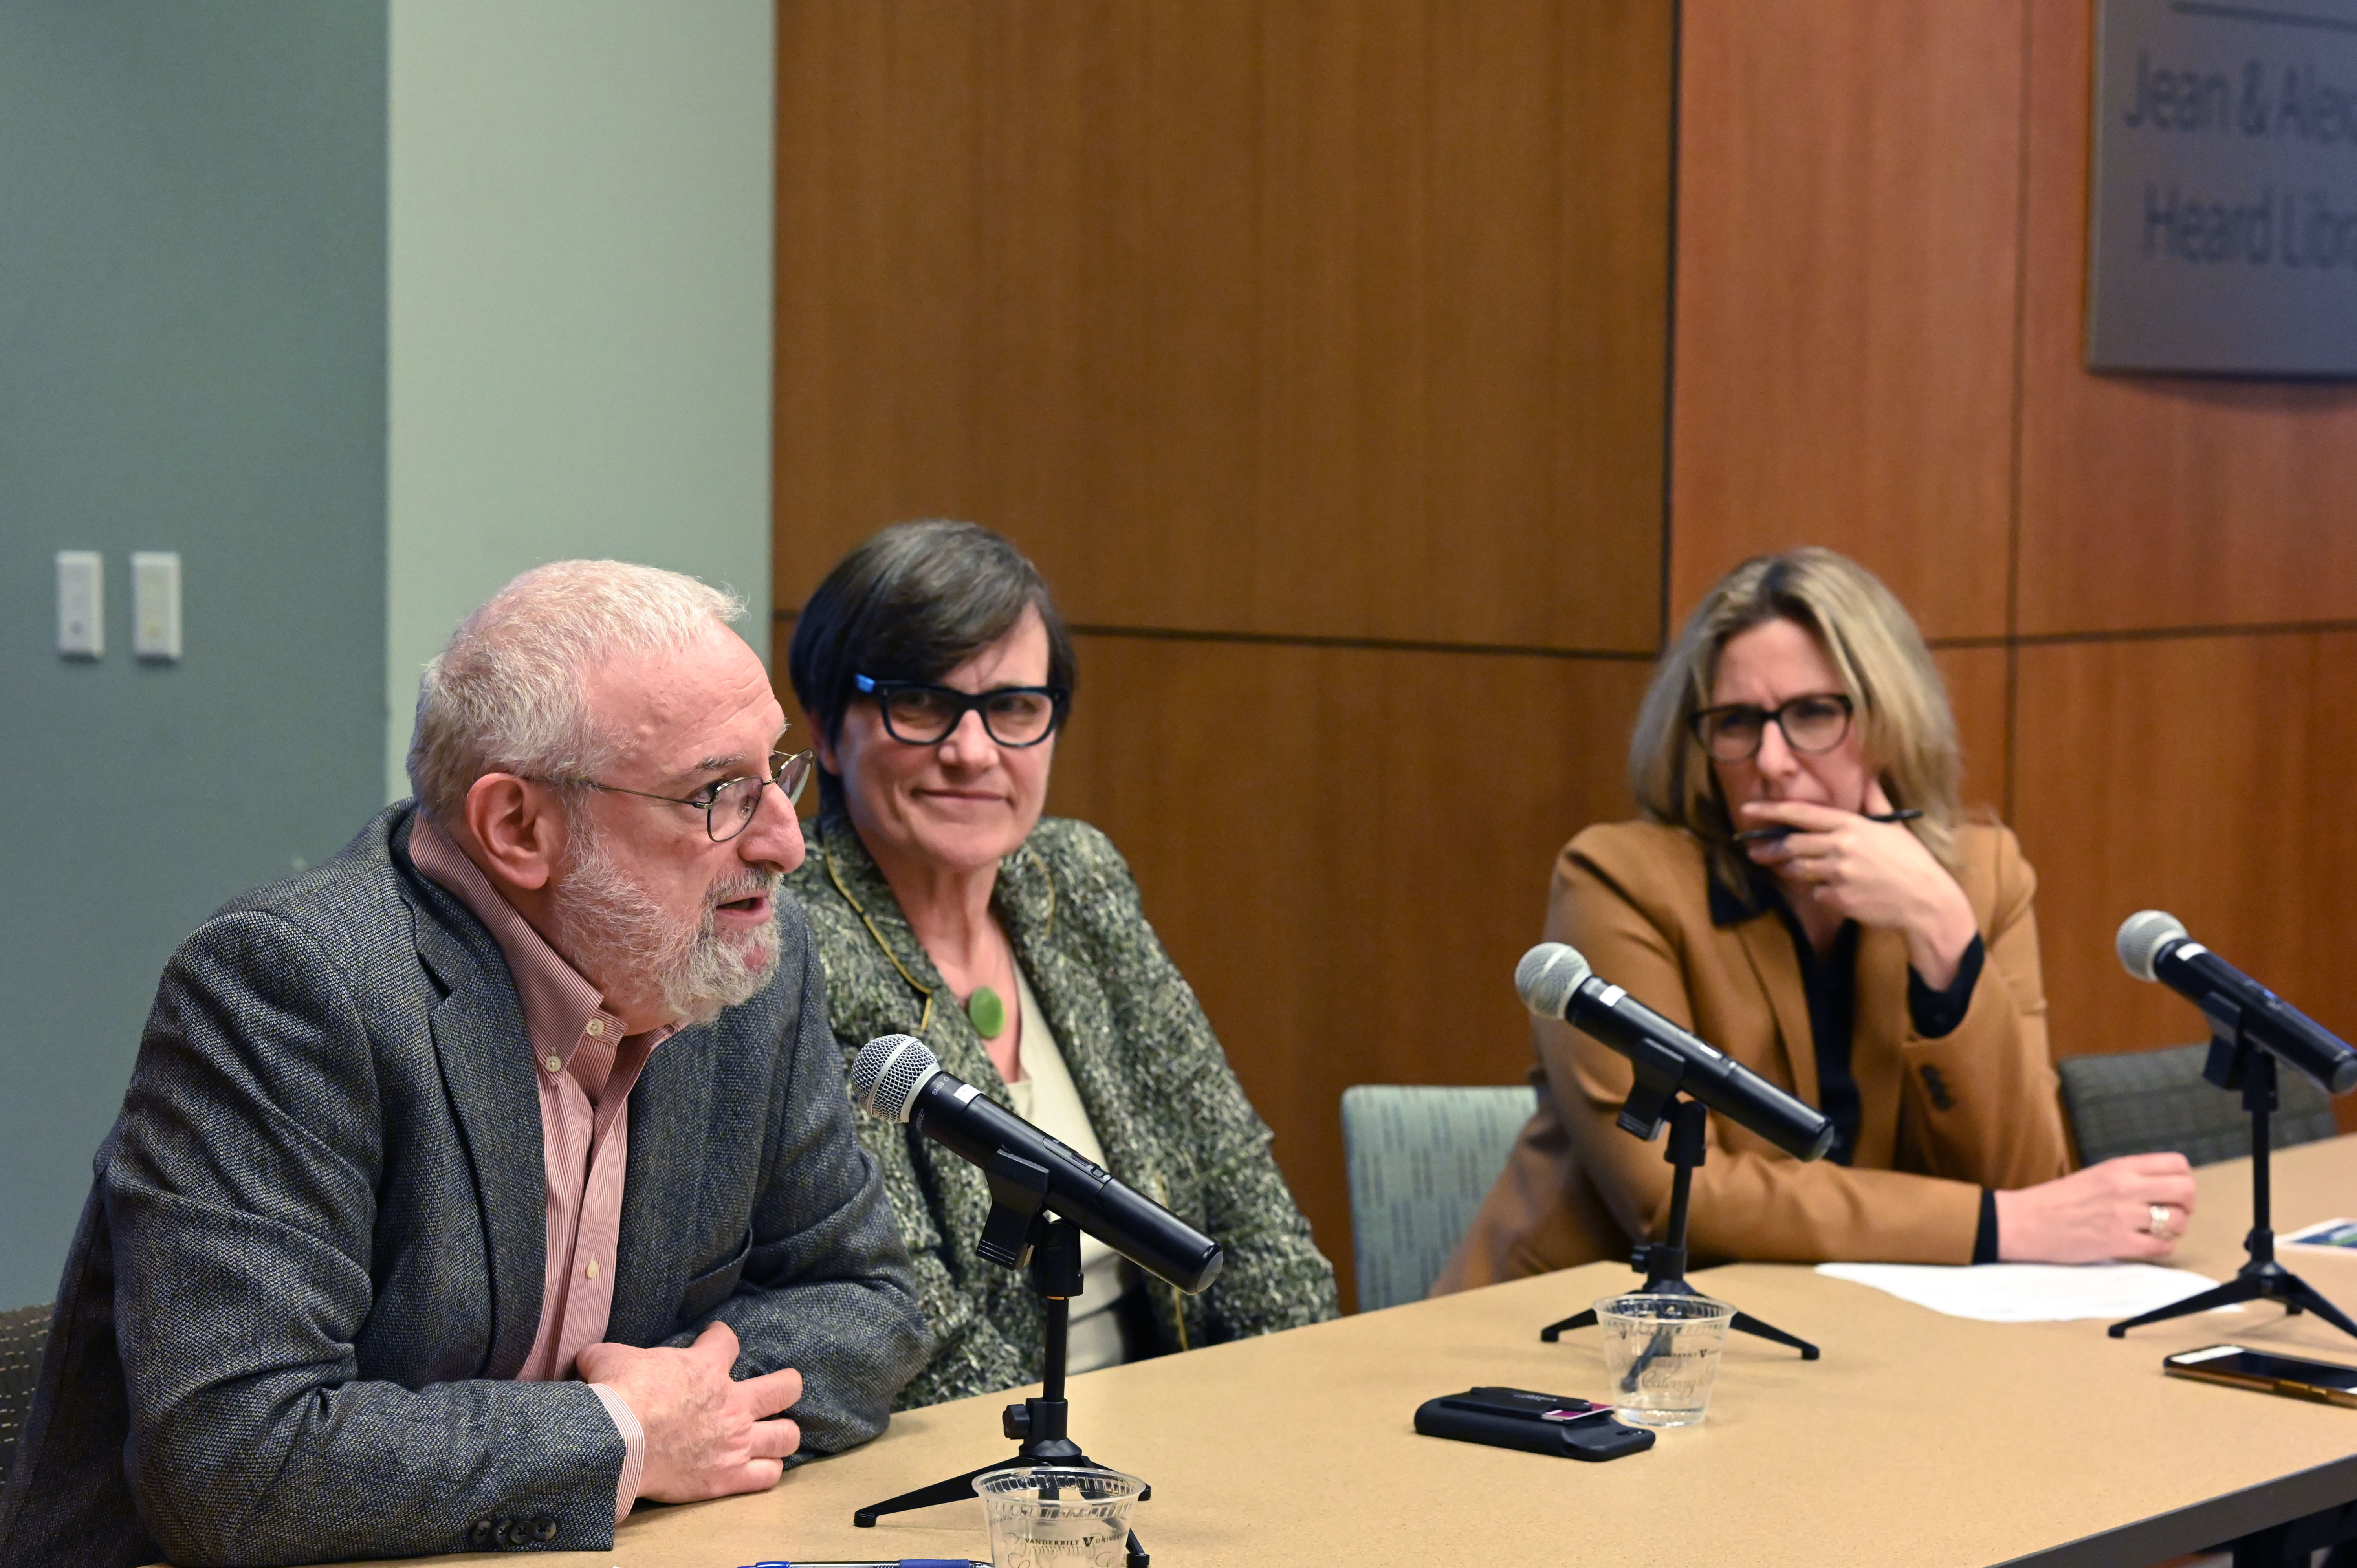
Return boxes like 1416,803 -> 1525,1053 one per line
562,750 -> 815,843
1689,693 -> 1854,762
854,674 -> 1069,747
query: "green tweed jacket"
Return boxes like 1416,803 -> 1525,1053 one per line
786,811 -> 1338,1408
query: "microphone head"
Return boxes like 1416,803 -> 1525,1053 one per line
1516,943 -> 1593,1020
2117,910 -> 2189,983
849,1033 -> 941,1122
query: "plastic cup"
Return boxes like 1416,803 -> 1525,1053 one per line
1594,1292 -> 1736,1427
973,1465 -> 1146,1568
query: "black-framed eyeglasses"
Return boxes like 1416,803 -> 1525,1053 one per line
854,674 -> 1069,747
1689,693 -> 1854,762
559,749 -> 815,843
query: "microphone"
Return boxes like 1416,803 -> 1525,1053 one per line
849,1033 -> 1225,1295
2116,911 -> 2357,1095
1517,943 -> 1836,1161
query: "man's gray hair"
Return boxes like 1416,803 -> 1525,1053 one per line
407,560 -> 746,826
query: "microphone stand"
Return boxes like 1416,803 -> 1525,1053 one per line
2109,1008 -> 2357,1343
1540,1093 -> 1820,1359
853,1150 -> 1151,1568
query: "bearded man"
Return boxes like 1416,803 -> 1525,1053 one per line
0,562 -> 926,1567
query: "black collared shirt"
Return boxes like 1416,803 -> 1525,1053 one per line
1710,869 -> 1998,1262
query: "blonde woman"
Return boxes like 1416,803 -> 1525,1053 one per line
1439,548 -> 2194,1290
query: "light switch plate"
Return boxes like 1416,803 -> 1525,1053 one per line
132,551 -> 181,661
57,551 -> 102,658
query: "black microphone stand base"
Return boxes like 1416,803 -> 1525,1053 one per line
849,1416 -> 1149,1527
854,1196 -> 1151,1568
1539,1095 -> 1820,1360
2107,1258 -> 2357,1342
1541,1296 -> 1820,1357
2110,1043 -> 2357,1346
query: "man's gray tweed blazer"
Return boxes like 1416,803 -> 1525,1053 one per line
786,812 -> 1336,1410
0,805 -> 925,1567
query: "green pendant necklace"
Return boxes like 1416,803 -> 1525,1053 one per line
964,984 -> 1006,1039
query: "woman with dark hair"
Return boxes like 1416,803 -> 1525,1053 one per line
784,520 -> 1335,1409
1438,547 -> 2197,1291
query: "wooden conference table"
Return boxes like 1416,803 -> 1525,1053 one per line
350,1137 -> 2357,1568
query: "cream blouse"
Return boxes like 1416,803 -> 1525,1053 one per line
1000,966 -> 1130,1373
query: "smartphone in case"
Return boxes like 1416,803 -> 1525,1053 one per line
2163,1344 -> 2357,1408
1413,1385 -> 1655,1462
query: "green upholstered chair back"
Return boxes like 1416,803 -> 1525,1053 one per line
2057,1044 -> 2338,1168
0,1301 -> 52,1484
1342,1084 -> 1538,1312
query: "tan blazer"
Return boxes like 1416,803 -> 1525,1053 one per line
1435,819 -> 2071,1292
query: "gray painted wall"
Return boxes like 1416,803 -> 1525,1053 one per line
387,0 -> 775,800
0,2 -> 390,1306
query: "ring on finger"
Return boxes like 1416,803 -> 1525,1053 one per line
2146,1202 -> 2177,1241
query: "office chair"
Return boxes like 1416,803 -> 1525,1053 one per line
2058,1042 -> 2338,1168
0,1301 -> 53,1484
1341,1083 -> 1537,1311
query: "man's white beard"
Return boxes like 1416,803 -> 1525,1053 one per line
550,822 -> 783,1028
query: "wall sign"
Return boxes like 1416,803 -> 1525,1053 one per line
2088,0 -> 2357,376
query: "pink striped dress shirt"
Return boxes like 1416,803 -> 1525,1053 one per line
409,818 -> 669,1520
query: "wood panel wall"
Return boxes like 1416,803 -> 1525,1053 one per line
773,0 -> 1677,1308
1673,0 -> 2357,1119
1669,0 -> 2026,643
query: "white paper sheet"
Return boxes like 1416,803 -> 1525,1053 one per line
1813,1261 -> 2239,1323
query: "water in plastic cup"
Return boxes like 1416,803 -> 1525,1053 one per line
973,1465 -> 1146,1568
1595,1292 -> 1736,1427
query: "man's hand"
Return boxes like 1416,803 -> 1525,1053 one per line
1994,1153 -> 2199,1263
577,1320 -> 804,1503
